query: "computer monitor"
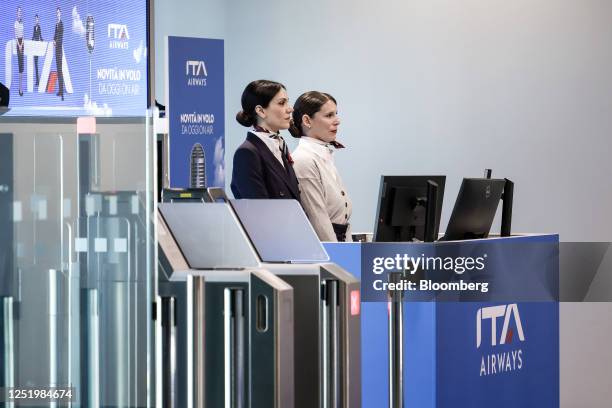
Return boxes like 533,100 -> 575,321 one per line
373,175 -> 446,242
442,178 -> 507,241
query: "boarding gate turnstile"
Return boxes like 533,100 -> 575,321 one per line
157,202 -> 295,408
264,263 -> 361,408
229,199 -> 361,408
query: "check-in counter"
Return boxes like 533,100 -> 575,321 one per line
325,235 -> 560,408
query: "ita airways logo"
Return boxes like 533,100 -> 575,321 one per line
108,24 -> 129,49
4,40 -> 73,94
476,304 -> 525,348
476,304 -> 525,377
186,60 -> 207,87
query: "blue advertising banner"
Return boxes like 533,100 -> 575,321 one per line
166,36 -> 224,189
2,1 -> 148,115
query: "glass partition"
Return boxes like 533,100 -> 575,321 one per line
0,114 -> 155,407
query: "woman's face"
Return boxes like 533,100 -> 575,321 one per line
257,89 -> 293,132
304,100 -> 340,143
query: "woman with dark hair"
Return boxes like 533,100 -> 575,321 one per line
289,91 -> 352,242
231,80 -> 300,201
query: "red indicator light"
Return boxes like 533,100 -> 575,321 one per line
350,290 -> 360,316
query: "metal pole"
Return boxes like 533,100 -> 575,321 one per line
49,269 -> 58,408
321,281 -> 329,408
322,280 -> 341,408
225,288 -> 246,408
388,272 -> 404,408
1,296 -> 15,408
161,296 -> 177,408
233,289 -> 246,408
191,276 -> 205,408
328,281 -> 340,408
87,288 -> 100,408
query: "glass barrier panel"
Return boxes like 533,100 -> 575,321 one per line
0,115 -> 155,407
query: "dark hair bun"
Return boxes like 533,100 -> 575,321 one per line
237,80 -> 286,129
236,110 -> 254,127
288,121 -> 302,138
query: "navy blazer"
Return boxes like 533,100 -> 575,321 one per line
231,132 -> 301,202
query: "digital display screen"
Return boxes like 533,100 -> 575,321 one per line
2,1 -> 148,116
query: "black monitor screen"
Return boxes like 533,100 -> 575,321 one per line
2,0 -> 149,116
442,178 -> 506,241
374,175 -> 446,242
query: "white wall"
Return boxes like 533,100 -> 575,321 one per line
153,0 -> 226,105
225,0 -> 612,242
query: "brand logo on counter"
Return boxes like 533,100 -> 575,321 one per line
477,304 -> 524,347
477,304 -> 525,376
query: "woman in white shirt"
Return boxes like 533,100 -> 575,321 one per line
289,91 -> 352,242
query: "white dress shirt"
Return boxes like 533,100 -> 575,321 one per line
252,130 -> 285,168
15,20 -> 24,40
292,137 -> 352,242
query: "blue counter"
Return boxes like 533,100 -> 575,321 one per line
325,235 -> 559,408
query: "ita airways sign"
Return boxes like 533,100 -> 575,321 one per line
476,304 -> 525,377
434,301 -> 559,407
166,36 -> 224,188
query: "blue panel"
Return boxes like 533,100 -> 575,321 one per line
436,302 -> 559,408
323,242 -> 361,278
405,302 -> 436,408
168,36 -> 225,188
361,302 -> 389,407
